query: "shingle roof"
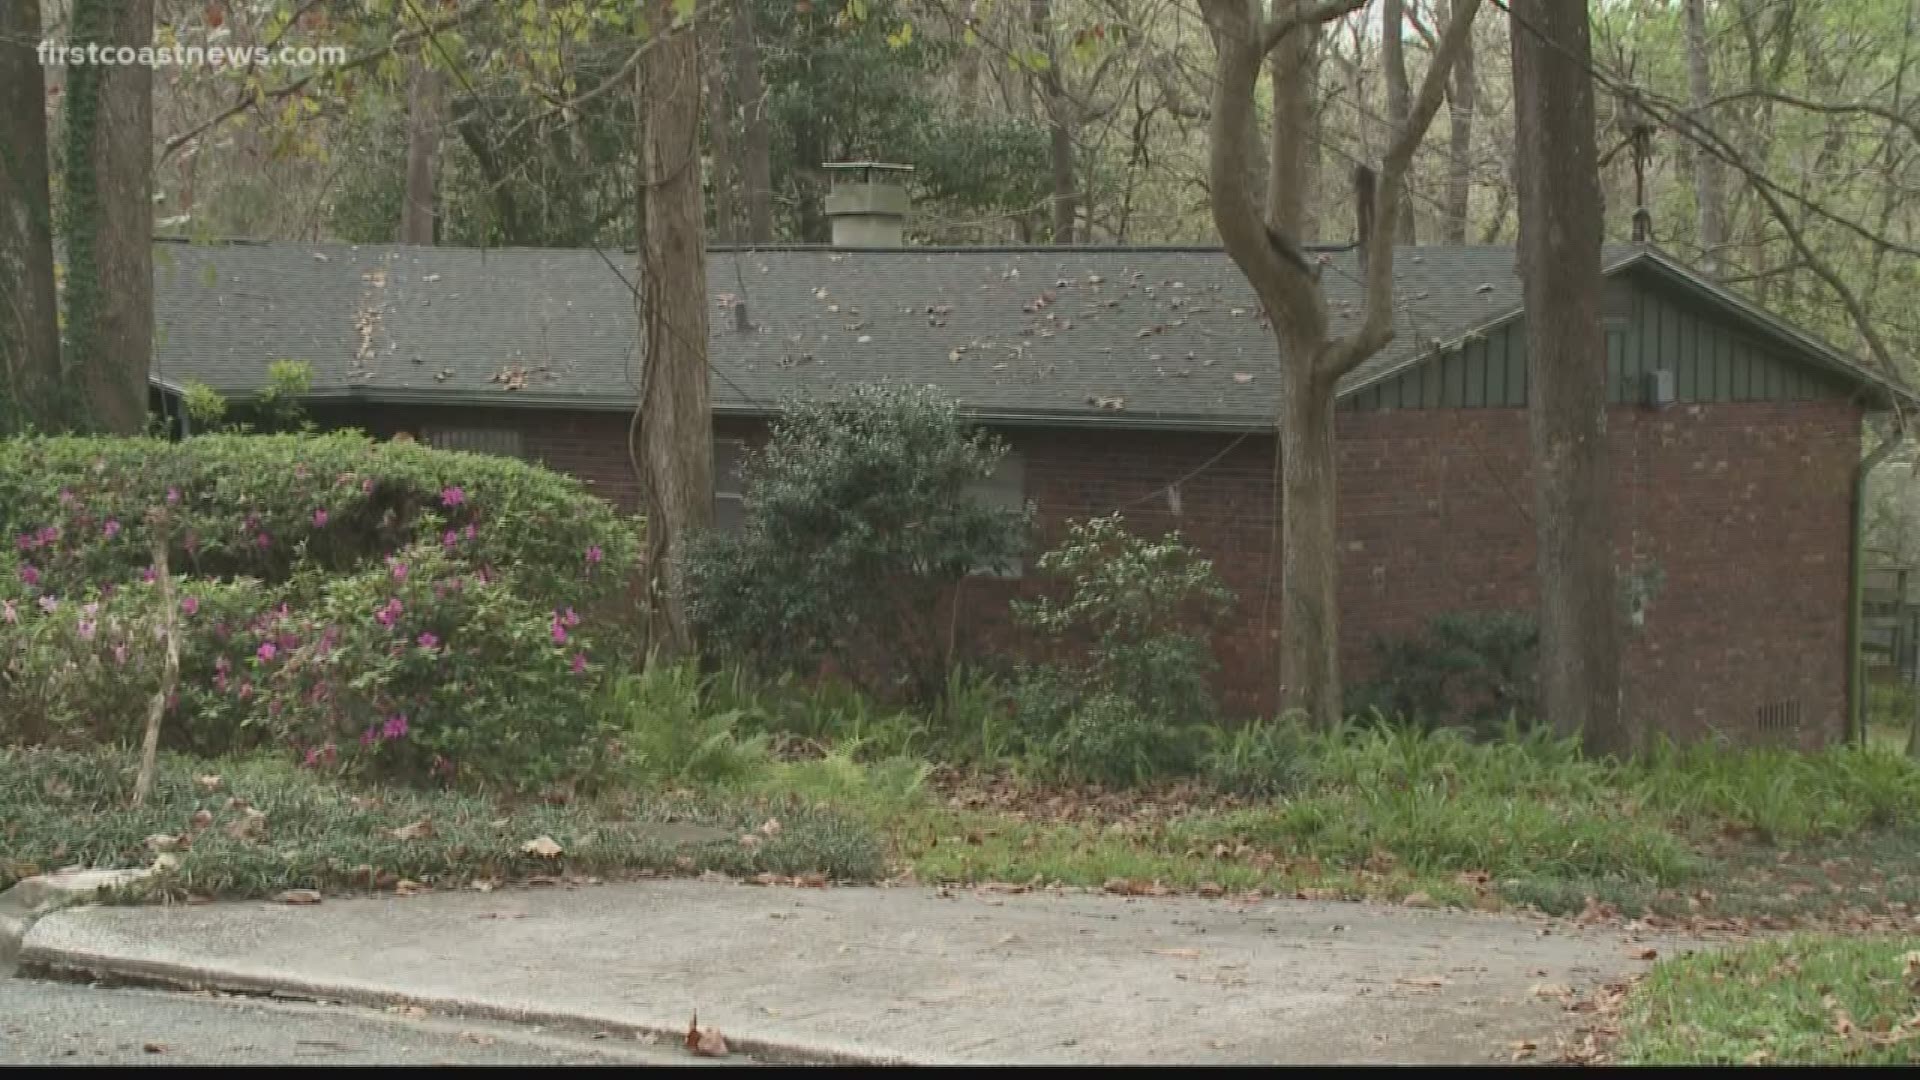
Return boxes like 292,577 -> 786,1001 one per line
151,239 -> 1901,428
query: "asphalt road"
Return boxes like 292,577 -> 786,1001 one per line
0,977 -> 720,1065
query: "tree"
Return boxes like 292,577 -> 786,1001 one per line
1266,1 -> 1322,233
63,0 -> 155,435
1442,0 -> 1475,244
1381,0 -> 1417,242
1682,0 -> 1726,276
399,56 -> 444,245
1029,0 -> 1078,243
1201,0 -> 1479,729
0,0 -> 62,434
637,0 -> 714,658
732,0 -> 774,244
704,17 -> 741,244
1509,0 -> 1627,757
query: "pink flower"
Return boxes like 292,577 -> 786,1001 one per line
181,595 -> 199,616
586,544 -> 603,565
550,617 -> 567,645
165,486 -> 181,505
37,525 -> 57,545
256,532 -> 272,549
561,607 -> 580,628
102,519 -> 120,540
256,641 -> 278,662
77,619 -> 95,641
571,652 -> 588,675
382,714 -> 409,740
140,566 -> 155,583
375,598 -> 403,628
18,564 -> 38,587
360,726 -> 378,747
442,530 -> 457,548
440,486 -> 466,507
57,488 -> 74,506
417,631 -> 440,649
37,596 -> 57,613
237,680 -> 254,700
15,532 -> 32,552
313,508 -> 329,527
389,559 -> 409,582
465,523 -> 476,540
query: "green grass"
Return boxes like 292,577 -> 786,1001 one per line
0,748 -> 884,899
1620,935 -> 1920,1064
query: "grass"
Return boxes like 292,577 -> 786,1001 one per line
0,748 -> 884,899
1619,935 -> 1920,1064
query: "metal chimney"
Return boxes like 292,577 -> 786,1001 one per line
822,161 -> 912,248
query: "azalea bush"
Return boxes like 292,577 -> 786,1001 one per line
0,434 -> 644,790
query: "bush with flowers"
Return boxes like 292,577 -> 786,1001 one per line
0,434 -> 642,790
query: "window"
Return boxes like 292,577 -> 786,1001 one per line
423,428 -> 524,459
713,437 -> 747,532
964,452 -> 1026,577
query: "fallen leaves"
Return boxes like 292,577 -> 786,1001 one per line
193,774 -> 222,793
1529,982 -> 1574,1000
1626,946 -> 1659,961
1400,891 -> 1434,909
684,1013 -> 728,1058
275,888 -> 323,905
389,819 -> 434,842
1508,1039 -> 1537,1060
520,835 -> 563,858
142,1042 -> 168,1054
458,1032 -> 495,1046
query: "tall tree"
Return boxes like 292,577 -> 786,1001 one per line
63,0 -> 154,434
705,18 -> 741,244
1028,0 -> 1077,243
1202,0 -> 1479,728
1682,0 -> 1726,275
732,0 -> 774,243
0,0 -> 62,433
638,0 -> 714,657
1442,0 -> 1475,244
1381,0 -> 1417,242
1267,1 -> 1322,234
399,57 -> 444,245
1510,0 -> 1627,756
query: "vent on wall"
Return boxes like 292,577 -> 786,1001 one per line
1755,698 -> 1802,739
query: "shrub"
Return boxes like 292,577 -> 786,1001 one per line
1047,691 -> 1209,788
1346,610 -> 1539,737
1202,717 -> 1313,798
599,661 -> 773,787
682,384 -> 1030,702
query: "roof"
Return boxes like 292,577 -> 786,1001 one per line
151,239 -> 1910,429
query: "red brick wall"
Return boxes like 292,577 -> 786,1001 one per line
314,398 -> 1863,747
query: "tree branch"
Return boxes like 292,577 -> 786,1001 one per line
1260,0 -> 1371,58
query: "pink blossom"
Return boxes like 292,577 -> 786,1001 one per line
313,508 -> 329,527
586,544 -> 603,565
140,566 -> 155,583
37,525 -> 57,545
375,597 -> 403,628
181,595 -> 199,616
389,559 -> 409,582
465,523 -> 476,540
561,607 -> 580,628
15,532 -> 33,552
256,641 -> 278,662
256,532 -> 272,549
571,652 -> 588,675
440,485 -> 466,507
382,714 -> 409,740
18,564 -> 38,587
102,519 -> 120,540
442,530 -> 457,548
360,726 -> 378,747
57,488 -> 74,506
37,596 -> 57,613
166,486 -> 181,505
550,617 -> 567,645
77,619 -> 95,641
82,602 -> 98,618
237,681 -> 254,700
417,631 -> 440,649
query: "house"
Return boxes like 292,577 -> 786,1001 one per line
146,206 -> 1913,748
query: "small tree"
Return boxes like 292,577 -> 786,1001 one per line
682,384 -> 1029,701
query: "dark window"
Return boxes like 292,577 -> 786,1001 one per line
713,438 -> 747,532
963,453 -> 1026,578
423,428 -> 524,459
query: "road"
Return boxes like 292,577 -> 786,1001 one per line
0,977 -> 722,1065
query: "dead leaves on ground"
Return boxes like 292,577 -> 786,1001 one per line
275,888 -> 323,905
684,1013 -> 729,1058
519,835 -> 564,858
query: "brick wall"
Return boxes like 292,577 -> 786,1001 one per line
317,398 -> 1863,748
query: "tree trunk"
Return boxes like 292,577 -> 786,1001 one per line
1443,4 -> 1475,245
638,2 -> 714,658
1278,354 -> 1343,726
1509,0 -> 1627,757
63,0 -> 154,435
1683,0 -> 1726,275
732,0 -> 773,244
399,59 -> 443,245
1381,0 -> 1416,243
1267,0 -> 1319,234
0,0 -> 63,434
704,20 -> 739,244
1029,0 -> 1076,244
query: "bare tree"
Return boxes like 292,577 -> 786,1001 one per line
1202,0 -> 1479,728
0,0 -> 62,433
63,0 -> 154,434
1442,0 -> 1475,244
731,0 -> 773,243
704,17 -> 740,244
1381,0 -> 1417,241
1267,0 -> 1322,232
1028,0 -> 1078,242
1683,0 -> 1726,275
399,58 -> 443,244
637,0 -> 714,657
1510,0 -> 1627,757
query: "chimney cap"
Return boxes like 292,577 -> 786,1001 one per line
823,161 -> 915,184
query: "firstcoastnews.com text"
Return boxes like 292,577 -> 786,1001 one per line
36,41 -> 347,69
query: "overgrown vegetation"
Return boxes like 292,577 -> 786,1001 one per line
1619,935 -> 1920,1064
1347,611 -> 1540,737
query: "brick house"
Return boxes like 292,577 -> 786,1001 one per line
149,233 -> 1911,748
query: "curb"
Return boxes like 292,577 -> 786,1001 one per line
0,869 -> 154,977
17,937 -> 946,1067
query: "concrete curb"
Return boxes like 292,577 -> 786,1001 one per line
0,869 -> 154,977
17,937 -> 947,1067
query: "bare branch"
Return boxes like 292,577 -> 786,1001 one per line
1701,86 -> 1920,145
1261,0 -> 1371,58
